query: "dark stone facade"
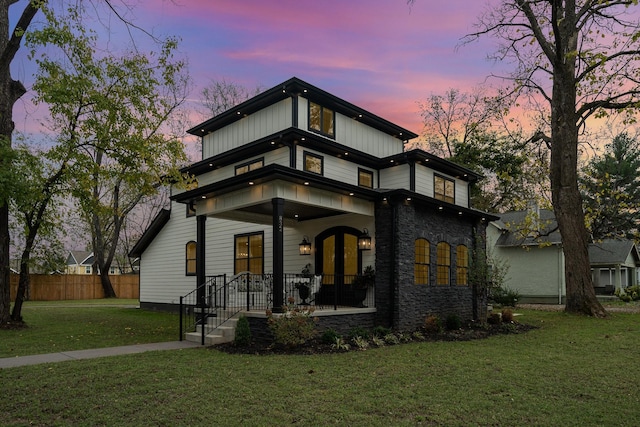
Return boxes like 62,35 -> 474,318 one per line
375,196 -> 487,331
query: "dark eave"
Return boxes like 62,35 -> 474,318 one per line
187,77 -> 418,141
383,150 -> 483,183
128,209 -> 171,258
172,164 -> 379,204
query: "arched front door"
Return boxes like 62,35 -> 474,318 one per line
315,226 -> 362,286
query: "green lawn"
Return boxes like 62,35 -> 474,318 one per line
1,300 -> 178,357
1,303 -> 639,426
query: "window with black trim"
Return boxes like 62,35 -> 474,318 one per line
436,242 -> 451,285
234,232 -> 264,274
303,151 -> 323,175
456,245 -> 469,286
358,168 -> 374,188
435,175 -> 455,204
186,241 -> 197,276
235,158 -> 264,175
414,238 -> 430,284
309,101 -> 335,137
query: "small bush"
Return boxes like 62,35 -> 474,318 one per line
487,312 -> 502,324
352,335 -> 370,350
424,315 -> 442,334
384,333 -> 400,345
267,305 -> 317,348
372,325 -> 391,337
445,314 -> 462,331
490,286 -> 520,307
321,328 -> 340,344
348,327 -> 371,340
331,337 -> 351,351
372,336 -> 385,347
234,315 -> 252,346
412,330 -> 426,341
501,308 -> 514,323
616,285 -> 640,302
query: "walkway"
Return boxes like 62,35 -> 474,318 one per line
0,341 -> 201,369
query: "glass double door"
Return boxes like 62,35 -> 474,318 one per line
316,226 -> 361,285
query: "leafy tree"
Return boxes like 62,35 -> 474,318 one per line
581,132 -> 640,241
416,87 -> 550,213
27,5 -> 189,298
453,0 -> 640,317
0,0 -> 43,324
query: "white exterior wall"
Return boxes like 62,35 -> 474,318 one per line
202,98 -> 292,159
379,164 -> 410,190
297,97 -> 404,157
297,146 -> 376,187
415,165 -> 469,208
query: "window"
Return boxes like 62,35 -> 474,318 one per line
235,158 -> 264,175
435,175 -> 455,204
309,101 -> 335,137
456,245 -> 469,286
436,242 -> 451,285
414,238 -> 430,284
186,241 -> 197,276
358,168 -> 374,188
303,151 -> 323,175
234,232 -> 264,274
84,266 -> 91,274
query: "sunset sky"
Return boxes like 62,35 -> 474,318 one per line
11,0 -> 507,140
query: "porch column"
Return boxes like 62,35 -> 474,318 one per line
196,215 -> 206,305
272,197 -> 284,312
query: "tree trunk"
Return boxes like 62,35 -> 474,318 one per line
99,269 -> 117,298
551,53 -> 606,317
11,261 -> 29,322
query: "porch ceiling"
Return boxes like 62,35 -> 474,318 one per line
237,200 -> 344,222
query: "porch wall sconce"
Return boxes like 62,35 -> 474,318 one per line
299,236 -> 311,256
358,228 -> 372,251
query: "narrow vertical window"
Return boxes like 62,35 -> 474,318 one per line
436,242 -> 451,285
415,238 -> 430,284
456,245 -> 469,286
186,241 -> 197,276
234,232 -> 264,274
358,168 -> 374,188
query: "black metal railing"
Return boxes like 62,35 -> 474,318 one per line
179,274 -> 226,345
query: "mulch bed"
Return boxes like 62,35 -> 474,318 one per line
213,320 -> 537,356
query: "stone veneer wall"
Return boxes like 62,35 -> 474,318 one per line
375,198 -> 487,331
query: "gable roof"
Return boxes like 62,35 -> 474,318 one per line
67,251 -> 94,266
128,209 -> 171,258
588,239 -> 640,266
492,209 -> 562,247
187,77 -> 418,141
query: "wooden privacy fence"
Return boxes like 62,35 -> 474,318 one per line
9,274 -> 139,301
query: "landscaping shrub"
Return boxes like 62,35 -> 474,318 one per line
266,304 -> 317,348
487,312 -> 502,324
348,326 -> 371,340
445,314 -> 462,331
372,325 -> 391,337
424,315 -> 442,334
320,328 -> 339,344
501,308 -> 514,323
490,285 -> 520,307
616,285 -> 640,302
234,315 -> 252,346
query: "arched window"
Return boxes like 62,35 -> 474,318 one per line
456,245 -> 469,286
414,238 -> 430,284
436,242 -> 451,285
185,241 -> 197,276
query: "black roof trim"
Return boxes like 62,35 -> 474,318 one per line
187,77 -> 418,140
382,149 -> 483,183
128,209 -> 171,258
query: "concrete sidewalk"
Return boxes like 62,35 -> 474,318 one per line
0,341 -> 202,369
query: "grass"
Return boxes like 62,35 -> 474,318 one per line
1,299 -> 178,357
1,304 -> 640,426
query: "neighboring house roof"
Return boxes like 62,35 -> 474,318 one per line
67,251 -> 94,266
493,209 -> 562,247
128,209 -> 171,258
588,239 -> 640,267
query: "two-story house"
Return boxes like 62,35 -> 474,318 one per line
131,77 -> 496,333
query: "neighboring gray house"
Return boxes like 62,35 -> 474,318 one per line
131,77 -> 497,334
488,209 -> 639,304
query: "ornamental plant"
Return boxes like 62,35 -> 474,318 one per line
266,298 -> 317,348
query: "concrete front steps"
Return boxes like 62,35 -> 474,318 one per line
184,312 -> 239,345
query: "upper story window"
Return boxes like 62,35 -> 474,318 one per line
303,151 -> 324,175
309,101 -> 335,138
435,175 -> 455,204
358,168 -> 374,188
235,158 -> 264,175
414,238 -> 430,285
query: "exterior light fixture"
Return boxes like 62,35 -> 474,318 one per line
358,228 -> 372,251
299,236 -> 311,256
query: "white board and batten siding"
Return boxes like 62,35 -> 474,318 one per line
202,98 -> 293,159
379,164 -> 411,191
414,165 -> 470,208
297,146 -> 377,188
296,97 -> 404,158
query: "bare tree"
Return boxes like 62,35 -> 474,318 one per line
201,79 -> 262,117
